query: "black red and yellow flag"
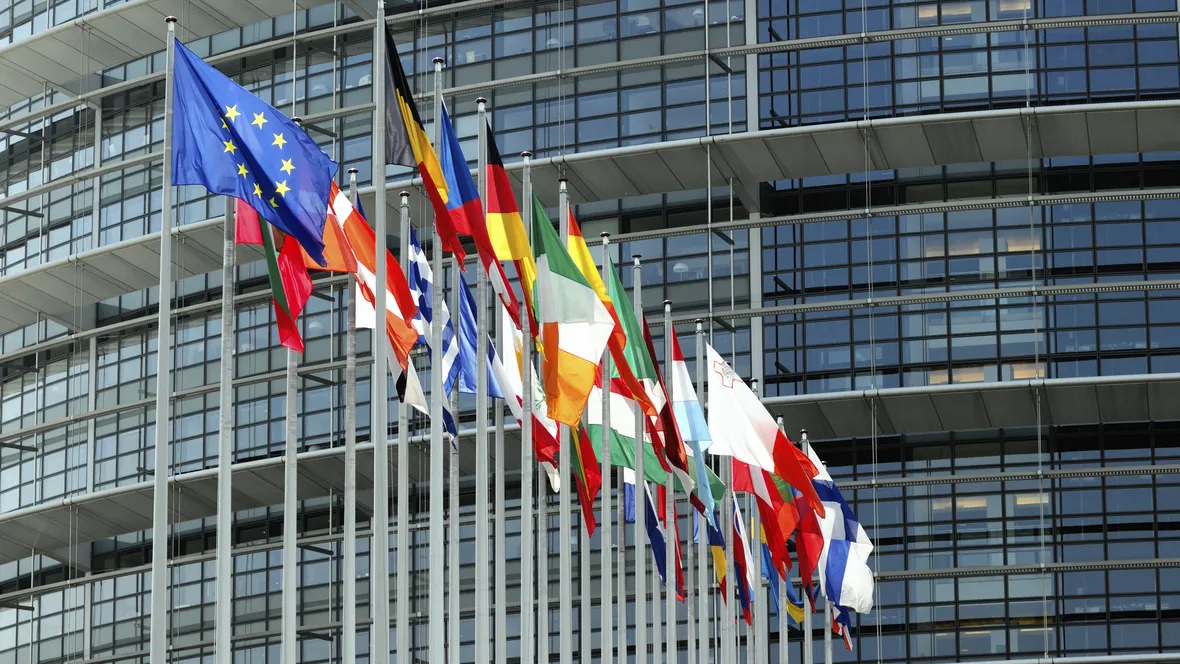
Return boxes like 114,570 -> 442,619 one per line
382,28 -> 466,262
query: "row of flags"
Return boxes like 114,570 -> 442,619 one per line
167,18 -> 875,646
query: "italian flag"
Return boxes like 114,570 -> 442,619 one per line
529,196 -> 614,426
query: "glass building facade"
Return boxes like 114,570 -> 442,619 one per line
0,0 -> 1178,661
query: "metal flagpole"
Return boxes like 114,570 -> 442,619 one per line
281,348 -> 298,663
475,96 -> 492,664
774,417 -> 788,664
653,549 -> 662,660
450,258 -> 461,664
618,461 -> 627,662
801,432 -> 813,664
429,54 -> 448,664
663,301 -> 676,659
215,197 -> 234,664
807,428 -> 832,664
538,422 -> 550,664
694,318 -> 707,664
396,190 -> 412,662
493,254 -> 507,664
519,150 -> 536,664
631,255 -> 647,664
721,455 -> 734,664
149,16 -> 177,664
752,493 -> 763,664
557,180 -> 573,664
343,169 -> 361,664
599,233 -> 613,663
371,7 -> 392,661
581,512 -> 592,664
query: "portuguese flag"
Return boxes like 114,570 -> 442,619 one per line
571,424 -> 601,535
235,198 -> 312,352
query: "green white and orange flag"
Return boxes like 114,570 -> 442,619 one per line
529,195 -> 614,426
565,210 -> 656,418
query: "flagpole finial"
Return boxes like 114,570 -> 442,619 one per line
291,117 -> 302,125
694,317 -> 704,324
165,15 -> 178,23
600,231 -> 610,239
433,56 -> 445,65
476,96 -> 488,105
521,151 -> 532,159
347,167 -> 359,174
400,191 -> 410,199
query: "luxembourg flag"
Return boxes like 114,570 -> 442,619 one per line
668,331 -> 716,523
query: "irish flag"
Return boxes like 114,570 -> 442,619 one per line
529,196 -> 614,426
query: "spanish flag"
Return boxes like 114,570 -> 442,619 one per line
382,28 -> 465,263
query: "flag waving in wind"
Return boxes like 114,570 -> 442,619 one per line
171,40 -> 335,267
382,29 -> 465,263
436,104 -> 522,326
705,344 -> 825,518
529,196 -> 614,426
668,331 -> 717,524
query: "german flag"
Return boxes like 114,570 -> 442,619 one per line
571,424 -> 601,535
484,122 -> 539,332
382,28 -> 465,263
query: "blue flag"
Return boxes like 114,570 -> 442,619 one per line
170,40 -> 336,266
455,277 -> 504,399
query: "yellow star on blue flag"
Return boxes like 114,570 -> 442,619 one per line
169,40 -> 336,266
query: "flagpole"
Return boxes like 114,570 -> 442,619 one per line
752,492 -> 763,664
804,430 -> 833,664
371,7 -> 392,661
148,17 -> 177,664
694,318 -> 707,664
653,525 -> 663,661
581,494 -> 592,663
663,300 -> 677,659
599,233 -> 614,663
538,411 -> 550,664
775,416 -> 788,664
631,255 -> 647,664
721,455 -> 734,664
519,150 -> 537,664
493,253 -> 507,664
343,169 -> 361,664
618,460 -> 627,661
396,189 -> 412,662
474,96 -> 492,664
449,252 -> 461,664
215,195 -> 234,664
429,54 -> 448,664
801,432 -> 813,664
281,346 -> 299,663
556,179 -> 574,664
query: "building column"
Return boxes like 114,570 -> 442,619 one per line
85,336 -> 97,494
748,213 -> 764,387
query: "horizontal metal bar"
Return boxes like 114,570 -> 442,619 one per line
0,184 -> 1176,370
0,205 -> 42,217
299,543 -> 335,557
880,557 -> 1180,581
841,463 -> 1180,490
673,277 -> 1180,324
4,9 -> 1178,135
0,442 -> 37,452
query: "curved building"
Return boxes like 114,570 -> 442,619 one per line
0,0 -> 1179,662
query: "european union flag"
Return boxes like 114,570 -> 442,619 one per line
170,40 -> 336,266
